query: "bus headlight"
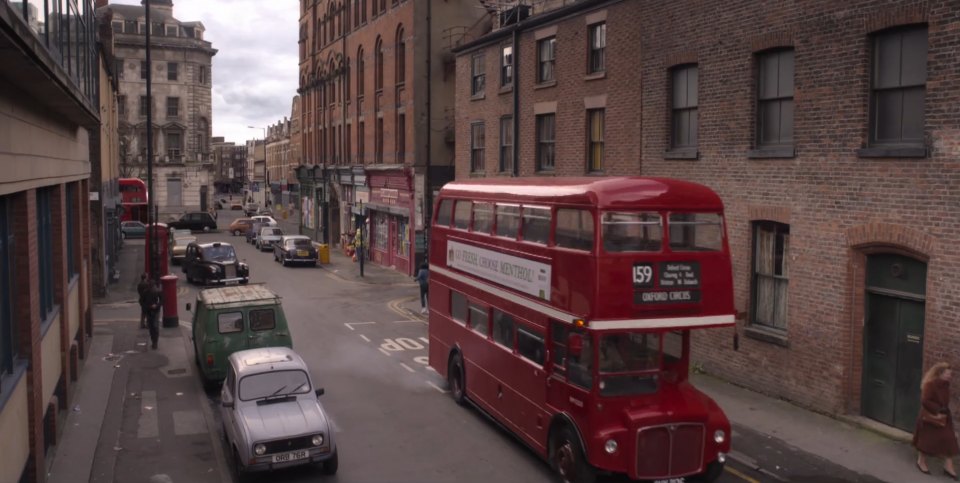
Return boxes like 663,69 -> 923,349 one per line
604,439 -> 618,454
254,443 -> 266,456
713,429 -> 726,444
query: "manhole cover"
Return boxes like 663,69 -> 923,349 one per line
167,368 -> 187,375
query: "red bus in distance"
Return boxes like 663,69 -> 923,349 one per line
427,177 -> 735,483
119,177 -> 148,223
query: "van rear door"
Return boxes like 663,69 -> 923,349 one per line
246,307 -> 292,349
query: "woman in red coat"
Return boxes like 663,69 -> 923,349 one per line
914,362 -> 960,478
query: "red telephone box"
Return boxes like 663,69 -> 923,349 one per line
144,222 -> 170,279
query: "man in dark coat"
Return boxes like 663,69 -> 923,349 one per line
136,273 -> 150,328
139,280 -> 163,349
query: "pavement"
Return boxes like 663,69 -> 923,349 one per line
46,209 -> 925,483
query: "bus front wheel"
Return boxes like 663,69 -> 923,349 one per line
448,353 -> 466,405
689,460 -> 725,483
551,425 -> 596,483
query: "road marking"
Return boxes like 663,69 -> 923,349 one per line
392,320 -> 422,324
427,381 -> 448,394
359,334 -> 370,342
137,391 -> 159,439
414,356 -> 429,365
400,363 -> 416,373
344,321 -> 376,331
378,348 -> 392,356
725,465 -> 761,483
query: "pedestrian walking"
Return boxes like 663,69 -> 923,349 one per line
415,263 -> 429,314
136,273 -> 150,328
139,280 -> 163,349
914,361 -> 959,478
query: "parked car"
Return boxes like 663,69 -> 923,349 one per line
246,222 -> 265,244
228,218 -> 255,236
187,285 -> 292,384
244,203 -> 260,216
250,215 -> 277,226
182,242 -> 249,286
274,236 -> 318,266
167,212 -> 217,232
170,235 -> 196,265
215,198 -> 228,209
220,347 -> 337,479
257,208 -> 273,217
120,221 -> 146,239
169,228 -> 192,245
230,200 -> 244,210
255,227 -> 284,251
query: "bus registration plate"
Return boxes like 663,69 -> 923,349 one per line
272,450 -> 309,463
654,479 -> 685,483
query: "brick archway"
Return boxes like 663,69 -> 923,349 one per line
843,223 -> 937,415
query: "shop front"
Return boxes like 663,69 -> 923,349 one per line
366,166 -> 413,275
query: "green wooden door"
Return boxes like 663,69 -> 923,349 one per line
861,254 -> 926,431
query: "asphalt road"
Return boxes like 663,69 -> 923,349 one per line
175,212 -> 799,483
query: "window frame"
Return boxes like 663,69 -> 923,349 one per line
451,291 -> 468,325
470,122 -> 485,172
669,64 -> 699,152
140,60 -> 148,80
167,61 -> 178,81
501,44 -> 513,87
499,116 -> 513,173
755,48 -> 795,151
517,325 -> 545,366
492,309 -> 515,349
750,221 -> 790,332
0,196 -> 18,381
587,108 -> 604,172
868,26 -> 927,149
588,23 -> 606,74
537,36 -> 556,84
471,52 -> 486,97
536,113 -> 556,171
36,188 -> 55,322
555,208 -> 595,252
166,96 -> 179,118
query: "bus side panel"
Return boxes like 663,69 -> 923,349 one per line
427,282 -> 451,379
551,251 -> 596,317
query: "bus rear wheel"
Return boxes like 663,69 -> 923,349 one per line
448,353 -> 466,405
551,425 -> 595,483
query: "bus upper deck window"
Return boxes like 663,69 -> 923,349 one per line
472,202 -> 494,234
495,204 -> 520,238
668,213 -> 723,251
454,201 -> 472,230
521,206 -> 551,245
601,212 -> 662,252
555,208 -> 594,251
436,199 -> 453,226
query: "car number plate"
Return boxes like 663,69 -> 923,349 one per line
654,479 -> 685,483
271,450 -> 309,463
297,250 -> 308,256
225,279 -> 239,285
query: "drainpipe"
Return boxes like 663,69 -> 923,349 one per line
512,23 -> 519,177
424,0 -> 433,254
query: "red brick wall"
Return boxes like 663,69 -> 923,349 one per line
455,0 -> 642,179
635,0 -> 959,414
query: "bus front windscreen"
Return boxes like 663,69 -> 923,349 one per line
598,332 -> 662,397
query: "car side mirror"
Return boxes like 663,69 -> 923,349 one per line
567,333 -> 584,358
315,388 -> 324,397
185,303 -> 192,312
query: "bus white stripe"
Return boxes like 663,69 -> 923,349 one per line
432,266 -> 735,330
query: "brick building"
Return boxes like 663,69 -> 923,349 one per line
455,0 -> 960,432
1,1 -> 102,481
266,117 -> 293,207
211,137 -> 246,194
297,0 -> 487,274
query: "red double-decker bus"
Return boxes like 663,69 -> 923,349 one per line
428,177 -> 735,483
119,177 -> 148,222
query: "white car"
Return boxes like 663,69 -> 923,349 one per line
250,215 -> 277,227
256,227 -> 284,251
221,348 -> 338,480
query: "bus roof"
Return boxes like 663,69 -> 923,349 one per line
438,177 -> 724,211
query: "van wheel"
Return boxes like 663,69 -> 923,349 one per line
551,425 -> 595,483
448,353 -> 466,405
203,226 -> 211,232
233,229 -> 240,236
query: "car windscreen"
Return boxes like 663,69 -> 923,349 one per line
239,369 -> 311,401
203,245 -> 236,261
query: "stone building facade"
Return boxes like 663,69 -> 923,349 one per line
103,0 -> 216,215
266,117 -> 294,207
0,1 -> 100,481
297,0 -> 488,274
455,0 -> 960,432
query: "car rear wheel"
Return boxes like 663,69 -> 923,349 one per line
233,229 -> 240,236
203,226 -> 211,233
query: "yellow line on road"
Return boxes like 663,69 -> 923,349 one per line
725,465 -> 761,483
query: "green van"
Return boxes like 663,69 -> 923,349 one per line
187,284 -> 293,384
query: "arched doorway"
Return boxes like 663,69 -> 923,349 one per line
861,253 -> 926,431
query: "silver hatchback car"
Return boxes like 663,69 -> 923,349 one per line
220,347 -> 338,480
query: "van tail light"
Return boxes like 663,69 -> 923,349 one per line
206,354 -> 214,366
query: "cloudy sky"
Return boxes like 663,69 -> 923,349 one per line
114,0 -> 300,145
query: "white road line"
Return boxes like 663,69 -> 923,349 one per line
399,363 -> 416,373
427,381 -> 448,394
378,348 -> 392,356
425,366 -> 438,373
344,322 -> 376,331
359,334 -> 370,342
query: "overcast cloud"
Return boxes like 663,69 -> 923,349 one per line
114,0 -> 300,145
